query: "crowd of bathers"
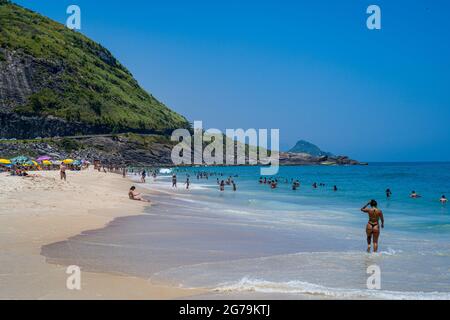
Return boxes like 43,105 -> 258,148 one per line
258,176 -> 339,192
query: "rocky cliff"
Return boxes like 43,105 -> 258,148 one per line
0,1 -> 190,139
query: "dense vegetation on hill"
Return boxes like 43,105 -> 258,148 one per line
0,0 -> 189,136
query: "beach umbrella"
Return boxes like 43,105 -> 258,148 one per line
42,160 -> 52,166
10,156 -> 30,165
0,159 -> 12,165
63,159 -> 74,164
73,160 -> 82,166
37,156 -> 52,162
23,160 -> 38,166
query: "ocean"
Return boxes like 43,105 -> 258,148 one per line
41,163 -> 450,299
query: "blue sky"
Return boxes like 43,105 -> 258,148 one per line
13,0 -> 450,161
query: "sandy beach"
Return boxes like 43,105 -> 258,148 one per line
0,168 -> 203,299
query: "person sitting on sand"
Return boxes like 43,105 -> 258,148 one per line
410,191 -> 421,198
128,186 -> 150,202
361,200 -> 384,253
440,195 -> 448,204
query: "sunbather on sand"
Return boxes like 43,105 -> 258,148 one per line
128,186 -> 150,202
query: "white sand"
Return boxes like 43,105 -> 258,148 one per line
0,168 -> 204,299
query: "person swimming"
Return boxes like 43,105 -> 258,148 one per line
361,200 -> 384,253
440,195 -> 448,204
333,185 -> 338,192
410,191 -> 421,198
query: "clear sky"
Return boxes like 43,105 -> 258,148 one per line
12,0 -> 450,161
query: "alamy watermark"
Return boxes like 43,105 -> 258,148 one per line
367,5 -> 381,30
171,121 -> 280,175
66,5 -> 81,30
366,264 -> 381,290
66,265 -> 81,290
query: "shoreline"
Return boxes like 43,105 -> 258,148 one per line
0,168 -> 204,299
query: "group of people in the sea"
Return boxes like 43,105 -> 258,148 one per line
258,176 -> 340,192
216,176 -> 237,192
124,167 -> 449,254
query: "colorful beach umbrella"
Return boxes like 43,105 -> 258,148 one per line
73,160 -> 82,166
23,160 -> 38,166
63,159 -> 74,164
10,156 -> 30,165
0,159 -> 12,165
42,160 -> 52,166
37,156 -> 52,162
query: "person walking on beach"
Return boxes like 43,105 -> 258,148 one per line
185,177 -> 190,190
361,200 -> 384,253
219,180 -> 225,191
60,163 -> 67,181
122,167 -> 126,178
141,170 -> 147,183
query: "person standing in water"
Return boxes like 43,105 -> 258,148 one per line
185,177 -> 190,190
386,188 -> 392,198
361,200 -> 384,253
172,174 -> 177,188
141,170 -> 146,183
440,195 -> 448,204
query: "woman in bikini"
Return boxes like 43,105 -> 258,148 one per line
361,200 -> 384,253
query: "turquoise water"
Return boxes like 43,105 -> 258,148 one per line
42,163 -> 450,299
176,163 -> 450,239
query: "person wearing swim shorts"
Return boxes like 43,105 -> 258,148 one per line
361,200 -> 384,253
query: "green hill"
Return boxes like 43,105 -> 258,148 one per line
0,0 -> 190,138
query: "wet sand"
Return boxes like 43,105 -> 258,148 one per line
0,168 -> 203,299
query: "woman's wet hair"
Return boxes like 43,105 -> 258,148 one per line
130,186 -> 136,190
370,199 -> 378,207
